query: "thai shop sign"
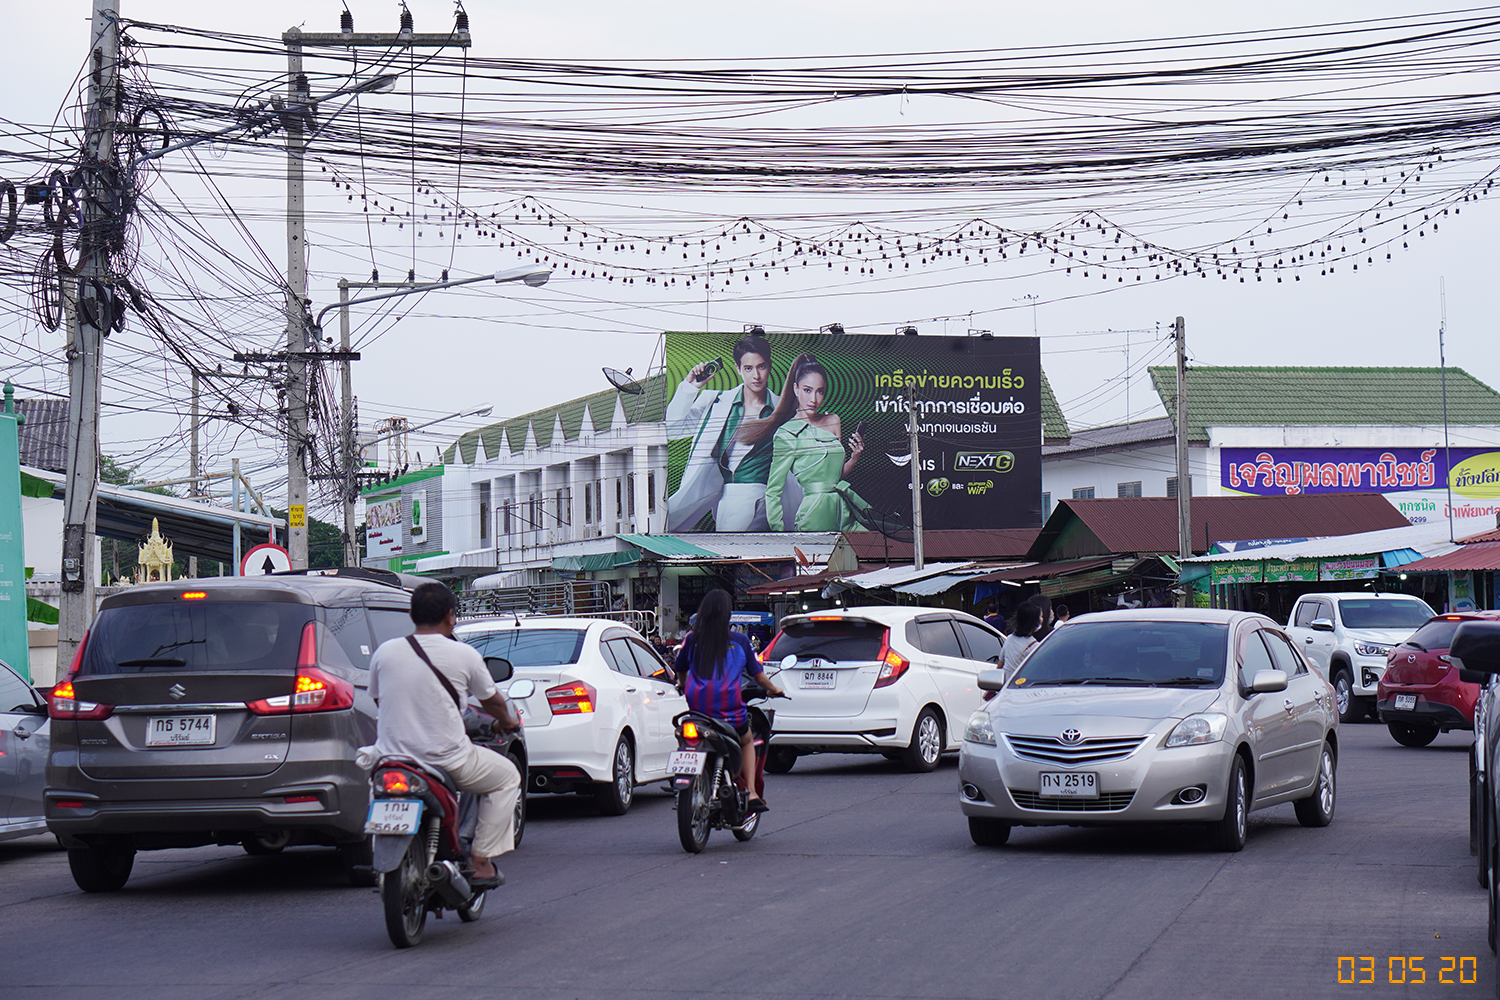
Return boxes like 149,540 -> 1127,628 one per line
366,495 -> 403,557
1264,558 -> 1320,583
1211,561 -> 1264,585
1319,556 -> 1378,580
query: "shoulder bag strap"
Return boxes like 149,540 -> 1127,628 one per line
405,634 -> 463,711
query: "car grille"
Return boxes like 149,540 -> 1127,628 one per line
1003,733 -> 1147,765
1010,790 -> 1137,812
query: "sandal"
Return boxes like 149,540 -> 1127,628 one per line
747,798 -> 770,814
468,870 -> 505,891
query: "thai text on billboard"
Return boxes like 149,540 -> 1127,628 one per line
663,332 -> 1041,533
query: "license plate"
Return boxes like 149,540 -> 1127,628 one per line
800,670 -> 836,689
145,714 -> 216,747
1395,694 -> 1417,711
1039,771 -> 1098,798
669,751 -> 706,775
365,799 -> 422,835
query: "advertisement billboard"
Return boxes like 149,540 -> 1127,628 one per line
664,333 -> 1041,533
1221,447 -> 1500,527
366,496 -> 403,557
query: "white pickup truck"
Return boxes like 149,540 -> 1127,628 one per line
1284,592 -> 1437,722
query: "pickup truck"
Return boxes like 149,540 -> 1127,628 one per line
1284,592 -> 1436,722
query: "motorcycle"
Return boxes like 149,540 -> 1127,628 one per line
366,675 -> 533,948
669,684 -> 783,853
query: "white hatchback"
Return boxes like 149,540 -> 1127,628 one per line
455,617 -> 687,815
761,607 -> 1004,773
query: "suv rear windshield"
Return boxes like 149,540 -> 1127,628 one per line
1400,618 -> 1468,652
1012,621 -> 1230,688
460,629 -> 587,668
771,619 -> 887,663
79,602 -> 313,675
1337,599 -> 1432,630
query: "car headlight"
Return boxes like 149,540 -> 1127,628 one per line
964,711 -> 996,746
1164,713 -> 1228,748
1354,641 -> 1392,657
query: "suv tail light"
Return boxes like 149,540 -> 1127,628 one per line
49,631 -> 113,720
546,681 -> 596,715
873,631 -> 909,688
247,623 -> 356,715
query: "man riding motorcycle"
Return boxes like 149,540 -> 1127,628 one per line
367,582 -> 521,888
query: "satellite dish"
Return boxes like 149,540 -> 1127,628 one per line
603,367 -> 644,395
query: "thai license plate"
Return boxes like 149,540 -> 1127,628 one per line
669,751 -> 706,775
800,670 -> 836,689
145,714 -> 216,747
1040,771 -> 1098,798
365,800 -> 422,835
1395,694 -> 1417,711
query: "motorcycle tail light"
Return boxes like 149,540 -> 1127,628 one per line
680,721 -> 700,740
378,769 -> 426,795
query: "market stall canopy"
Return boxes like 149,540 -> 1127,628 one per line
833,529 -> 1036,570
1180,521 -> 1460,565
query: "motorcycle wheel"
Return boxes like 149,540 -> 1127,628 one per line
677,771 -> 712,854
458,889 -> 487,922
732,810 -> 759,842
382,838 -> 428,948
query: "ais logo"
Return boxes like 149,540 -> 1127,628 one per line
953,451 -> 1016,473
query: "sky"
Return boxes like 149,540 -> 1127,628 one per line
3,1 -> 1498,511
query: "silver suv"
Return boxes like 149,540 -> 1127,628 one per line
46,575 -> 430,891
1284,592 -> 1434,722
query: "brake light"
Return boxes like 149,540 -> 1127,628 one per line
808,615 -> 843,621
297,620 -> 318,669
873,630 -> 909,688
760,632 -> 781,662
546,681 -> 596,715
49,679 -> 114,721
681,721 -> 699,740
54,801 -> 86,809
380,770 -> 410,793
181,591 -> 207,600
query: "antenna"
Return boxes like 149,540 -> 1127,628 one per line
602,367 -> 645,396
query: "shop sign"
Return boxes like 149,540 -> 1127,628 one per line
1319,556 -> 1378,580
1264,558 -> 1320,583
1211,560 -> 1264,585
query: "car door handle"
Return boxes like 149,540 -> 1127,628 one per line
13,730 -> 30,740
626,687 -> 638,693
1304,637 -> 1314,644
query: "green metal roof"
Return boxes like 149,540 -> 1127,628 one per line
618,533 -> 722,559
1037,367 -> 1069,444
359,464 -> 444,498
444,374 -> 667,465
553,551 -> 641,572
1148,366 -> 1500,441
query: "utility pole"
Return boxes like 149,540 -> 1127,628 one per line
282,15 -> 472,568
58,0 -> 120,672
1174,315 -> 1192,570
908,392 -> 925,571
339,280 -> 356,565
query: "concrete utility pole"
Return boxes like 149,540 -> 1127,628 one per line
58,0 -> 120,672
1174,315 -> 1192,565
339,280 -> 356,565
282,16 -> 472,568
908,392 -> 925,571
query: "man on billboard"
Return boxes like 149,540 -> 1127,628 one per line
666,333 -> 779,531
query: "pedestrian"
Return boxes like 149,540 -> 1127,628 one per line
1000,602 -> 1043,678
1026,593 -> 1055,640
1053,604 -> 1072,627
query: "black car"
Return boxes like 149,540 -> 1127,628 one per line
45,575 -> 526,892
1454,621 -> 1500,986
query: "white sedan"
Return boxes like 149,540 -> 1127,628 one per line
456,617 -> 686,815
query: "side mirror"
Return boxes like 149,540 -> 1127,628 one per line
650,665 -> 676,682
485,656 -> 514,682
1452,622 -> 1500,677
1459,669 -> 1489,685
507,678 -> 536,699
977,668 -> 1007,692
1310,618 -> 1335,633
780,655 -> 798,671
1250,669 -> 1288,693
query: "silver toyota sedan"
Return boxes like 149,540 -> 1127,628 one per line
958,609 -> 1338,852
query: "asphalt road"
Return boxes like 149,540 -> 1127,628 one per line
1,722 -> 1489,1000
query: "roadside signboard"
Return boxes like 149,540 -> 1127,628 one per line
241,543 -> 292,576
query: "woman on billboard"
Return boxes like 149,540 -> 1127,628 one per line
740,353 -> 871,531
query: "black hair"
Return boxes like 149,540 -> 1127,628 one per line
732,334 -> 773,367
1055,604 -> 1070,619
737,352 -> 827,447
410,581 -> 457,626
691,589 -> 733,678
1013,602 -> 1042,638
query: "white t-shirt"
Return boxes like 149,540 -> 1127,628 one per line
999,633 -> 1039,677
369,632 -> 497,771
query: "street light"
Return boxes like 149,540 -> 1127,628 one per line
311,265 -> 553,331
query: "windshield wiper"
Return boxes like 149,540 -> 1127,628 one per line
1153,677 -> 1217,686
117,657 -> 188,667
1026,677 -> 1150,687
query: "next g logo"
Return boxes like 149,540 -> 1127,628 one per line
953,451 -> 1016,473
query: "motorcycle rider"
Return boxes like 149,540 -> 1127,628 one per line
368,582 -> 521,888
674,589 -> 784,812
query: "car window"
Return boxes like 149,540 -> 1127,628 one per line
915,619 -> 965,658
1336,598 -> 1433,630
771,619 -> 886,662
1294,602 -> 1321,628
368,608 -> 415,648
625,639 -> 669,679
954,621 -> 1004,663
459,628 -> 587,668
0,661 -> 39,713
1403,618 -> 1466,652
79,601 -> 313,675
1239,631 -> 1277,689
323,606 -> 374,669
602,638 -> 641,676
1260,629 -> 1305,676
1011,620 -> 1229,688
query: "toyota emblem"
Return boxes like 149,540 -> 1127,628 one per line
168,683 -> 187,700
1060,728 -> 1082,744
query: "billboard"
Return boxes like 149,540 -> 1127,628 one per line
1221,447 -> 1500,527
366,496 -> 403,557
664,333 -> 1041,533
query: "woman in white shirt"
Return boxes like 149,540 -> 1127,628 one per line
999,602 -> 1043,678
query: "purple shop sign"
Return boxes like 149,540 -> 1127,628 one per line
1221,447 -> 1488,497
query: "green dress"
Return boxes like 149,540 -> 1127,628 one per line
765,420 -> 871,531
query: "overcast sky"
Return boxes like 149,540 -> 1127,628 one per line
4,2 -> 1497,504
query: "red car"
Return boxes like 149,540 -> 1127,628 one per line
1378,611 -> 1500,747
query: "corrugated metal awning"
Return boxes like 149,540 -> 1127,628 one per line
1400,541 -> 1500,573
617,534 -> 722,560
843,562 -> 976,590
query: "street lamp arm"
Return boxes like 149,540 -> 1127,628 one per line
312,266 -> 552,330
